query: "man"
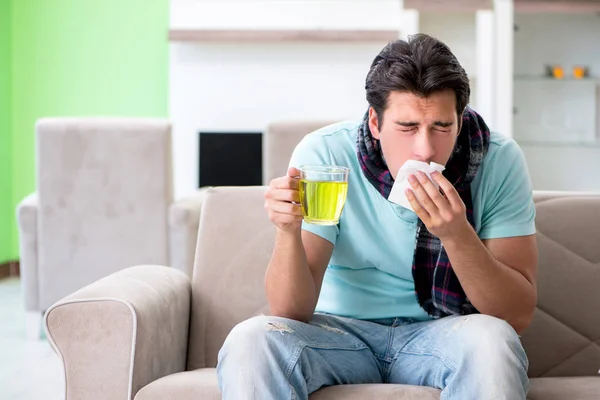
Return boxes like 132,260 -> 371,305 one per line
217,34 -> 537,399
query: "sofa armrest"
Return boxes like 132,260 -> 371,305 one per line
168,188 -> 210,277
44,265 -> 191,400
16,192 -> 39,311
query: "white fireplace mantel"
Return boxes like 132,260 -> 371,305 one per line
168,29 -> 401,43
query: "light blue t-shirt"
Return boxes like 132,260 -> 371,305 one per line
289,120 -> 536,321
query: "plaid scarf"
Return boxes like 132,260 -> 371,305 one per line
356,107 -> 490,317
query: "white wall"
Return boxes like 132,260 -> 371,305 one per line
419,12 -> 477,77
171,0 -> 404,30
418,12 -> 481,118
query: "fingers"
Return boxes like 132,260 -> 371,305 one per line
287,167 -> 300,178
413,171 -> 450,211
430,171 -> 464,211
265,188 -> 300,203
267,173 -> 300,206
267,199 -> 304,216
405,188 -> 430,222
265,171 -> 304,230
265,173 -> 303,217
407,173 -> 439,216
271,175 -> 299,190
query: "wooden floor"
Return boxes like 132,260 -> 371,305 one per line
0,278 -> 64,399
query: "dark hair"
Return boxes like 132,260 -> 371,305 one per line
365,33 -> 470,125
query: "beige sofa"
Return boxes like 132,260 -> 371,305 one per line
45,186 -> 600,399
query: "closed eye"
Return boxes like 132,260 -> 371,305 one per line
432,121 -> 454,133
400,128 -> 417,134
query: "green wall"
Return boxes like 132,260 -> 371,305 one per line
6,0 -> 169,260
0,0 -> 12,263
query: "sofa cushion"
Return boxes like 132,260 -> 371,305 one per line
527,377 -> 600,400
133,369 -> 600,400
310,384 -> 440,399
134,369 -> 221,400
133,368 -> 441,400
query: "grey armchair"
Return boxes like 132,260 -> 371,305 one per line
16,118 -> 205,339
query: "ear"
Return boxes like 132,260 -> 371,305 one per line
368,107 -> 381,140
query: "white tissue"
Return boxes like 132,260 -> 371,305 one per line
388,160 -> 446,212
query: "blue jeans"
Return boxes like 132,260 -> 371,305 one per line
217,313 -> 529,399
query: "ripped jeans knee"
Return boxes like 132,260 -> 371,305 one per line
217,314 -> 357,377
218,316 -> 305,369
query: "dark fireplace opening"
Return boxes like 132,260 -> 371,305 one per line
199,131 -> 263,187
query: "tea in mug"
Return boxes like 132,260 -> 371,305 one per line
298,166 -> 349,226
299,180 -> 348,225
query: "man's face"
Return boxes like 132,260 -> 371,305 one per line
369,89 -> 461,180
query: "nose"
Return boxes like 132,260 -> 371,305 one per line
413,132 -> 435,161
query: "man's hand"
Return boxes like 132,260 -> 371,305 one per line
405,170 -> 470,240
406,169 -> 538,331
264,167 -> 334,322
265,167 -> 304,234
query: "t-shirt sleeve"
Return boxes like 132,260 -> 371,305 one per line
288,134 -> 339,245
478,139 -> 537,239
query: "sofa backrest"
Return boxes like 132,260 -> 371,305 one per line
36,118 -> 173,310
520,191 -> 600,377
262,121 -> 336,184
187,186 -> 275,370
188,188 -> 600,377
